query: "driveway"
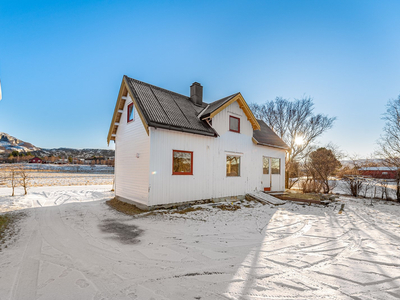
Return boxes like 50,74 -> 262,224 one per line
1,186 -> 400,299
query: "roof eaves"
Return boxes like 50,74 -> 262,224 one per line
148,121 -> 217,137
254,139 -> 290,150
123,76 -> 152,126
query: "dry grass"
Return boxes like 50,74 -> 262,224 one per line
0,212 -> 26,251
106,198 -> 147,215
0,214 -> 12,240
215,203 -> 242,211
171,206 -> 203,214
284,192 -> 321,201
106,198 -> 206,217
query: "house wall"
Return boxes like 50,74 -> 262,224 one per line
359,170 -> 397,180
114,94 -> 150,206
147,101 -> 286,206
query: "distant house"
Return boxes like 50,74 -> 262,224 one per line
55,159 -> 68,164
107,76 -> 289,209
359,167 -> 397,180
29,157 -> 43,164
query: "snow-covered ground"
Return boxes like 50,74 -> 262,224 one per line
0,164 -> 114,187
1,186 -> 400,299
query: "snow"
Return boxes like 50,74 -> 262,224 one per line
0,164 -> 114,188
1,185 -> 400,299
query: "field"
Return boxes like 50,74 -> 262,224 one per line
0,164 -> 114,188
1,181 -> 400,299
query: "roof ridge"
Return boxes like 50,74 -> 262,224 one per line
208,92 -> 240,105
124,75 -> 189,99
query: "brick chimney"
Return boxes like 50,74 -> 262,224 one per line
190,82 -> 203,106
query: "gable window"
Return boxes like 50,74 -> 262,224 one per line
263,157 -> 269,174
173,150 -> 193,175
229,116 -> 240,133
271,158 -> 280,174
226,155 -> 240,177
127,103 -> 134,123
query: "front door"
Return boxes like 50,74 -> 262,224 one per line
262,157 -> 271,191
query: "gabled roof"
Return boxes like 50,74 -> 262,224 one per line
201,93 -> 239,117
108,77 -> 284,148
125,77 -> 215,135
107,76 -> 217,144
201,93 -> 260,131
359,167 -> 396,171
252,120 -> 290,150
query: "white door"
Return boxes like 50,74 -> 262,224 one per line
261,157 -> 271,191
270,157 -> 281,191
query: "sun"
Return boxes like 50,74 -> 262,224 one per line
295,135 -> 304,146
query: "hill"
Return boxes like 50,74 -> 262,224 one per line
0,132 -> 114,159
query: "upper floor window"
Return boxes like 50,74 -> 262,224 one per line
127,103 -> 134,123
229,116 -> 240,133
226,155 -> 241,177
173,150 -> 193,175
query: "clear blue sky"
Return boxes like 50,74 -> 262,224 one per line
1,0 -> 399,157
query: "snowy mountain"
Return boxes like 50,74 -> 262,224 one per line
0,132 -> 40,153
0,132 -> 114,159
33,148 -> 115,159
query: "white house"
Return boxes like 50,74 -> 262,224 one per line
107,76 -> 289,209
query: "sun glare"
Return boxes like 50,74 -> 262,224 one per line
295,136 -> 304,145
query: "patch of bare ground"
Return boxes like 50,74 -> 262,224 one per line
215,203 -> 242,211
106,197 -> 205,217
275,191 -> 321,204
171,206 -> 203,214
106,198 -> 147,215
0,211 -> 26,251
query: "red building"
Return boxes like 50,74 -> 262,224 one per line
29,157 -> 43,164
359,167 -> 397,179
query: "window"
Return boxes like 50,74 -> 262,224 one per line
229,116 -> 240,133
226,155 -> 240,176
271,158 -> 280,174
173,150 -> 193,175
263,157 -> 269,174
127,103 -> 134,123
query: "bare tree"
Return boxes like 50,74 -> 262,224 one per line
250,97 -> 336,187
8,166 -> 18,196
376,95 -> 400,201
303,147 -> 341,193
337,157 -> 379,198
0,166 -> 6,187
19,166 -> 30,195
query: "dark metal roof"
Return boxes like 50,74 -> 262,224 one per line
124,76 -> 216,137
201,93 -> 239,118
123,76 -> 288,150
253,119 -> 290,150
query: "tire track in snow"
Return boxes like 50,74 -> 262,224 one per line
9,211 -> 42,300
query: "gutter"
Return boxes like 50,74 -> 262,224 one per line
148,122 -> 217,137
253,137 -> 289,151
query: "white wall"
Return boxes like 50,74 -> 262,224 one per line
147,100 -> 286,206
115,94 -> 150,206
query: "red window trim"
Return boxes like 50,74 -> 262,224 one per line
127,103 -> 134,123
172,150 -> 193,175
229,115 -> 240,133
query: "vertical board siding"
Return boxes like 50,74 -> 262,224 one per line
147,101 -> 286,206
115,94 -> 150,205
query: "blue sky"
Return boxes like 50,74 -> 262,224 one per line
1,0 -> 399,157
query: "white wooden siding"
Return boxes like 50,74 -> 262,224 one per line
115,94 -> 150,205
212,101 -> 253,137
147,101 -> 286,206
